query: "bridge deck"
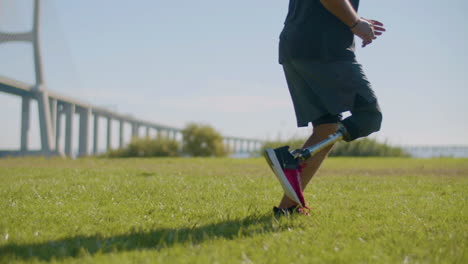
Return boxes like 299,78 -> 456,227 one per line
0,76 -> 33,97
0,76 -> 178,130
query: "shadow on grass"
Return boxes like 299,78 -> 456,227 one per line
1,214 -> 282,261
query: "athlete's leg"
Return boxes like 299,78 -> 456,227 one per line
278,122 -> 338,208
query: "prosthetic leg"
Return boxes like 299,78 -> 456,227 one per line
264,125 -> 347,208
291,130 -> 344,161
273,125 -> 347,168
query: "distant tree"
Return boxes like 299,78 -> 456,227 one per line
182,123 -> 227,157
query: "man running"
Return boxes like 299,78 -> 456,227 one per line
266,0 -> 386,215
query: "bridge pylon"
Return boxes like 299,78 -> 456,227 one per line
0,0 -> 58,156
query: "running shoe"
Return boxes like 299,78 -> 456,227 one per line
264,146 -> 307,208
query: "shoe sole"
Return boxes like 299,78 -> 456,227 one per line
264,148 -> 303,207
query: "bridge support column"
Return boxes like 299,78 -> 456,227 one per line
106,117 -> 112,150
20,96 -> 30,152
64,103 -> 75,157
78,108 -> 90,157
49,98 -> 57,133
93,114 -> 99,154
119,120 -> 124,148
55,104 -> 63,155
37,90 -> 55,153
131,123 -> 138,139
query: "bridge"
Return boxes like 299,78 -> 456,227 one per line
0,0 -> 263,158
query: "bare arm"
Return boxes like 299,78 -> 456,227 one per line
319,0 -> 360,27
320,0 -> 385,47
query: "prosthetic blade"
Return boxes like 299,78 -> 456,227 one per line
296,132 -> 343,160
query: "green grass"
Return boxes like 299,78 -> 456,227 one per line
0,157 -> 467,263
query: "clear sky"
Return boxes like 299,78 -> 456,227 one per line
0,0 -> 467,150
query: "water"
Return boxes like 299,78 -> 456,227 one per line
402,146 -> 468,158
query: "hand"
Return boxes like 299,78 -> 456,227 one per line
351,18 -> 374,47
366,19 -> 386,36
352,18 -> 386,47
363,19 -> 386,47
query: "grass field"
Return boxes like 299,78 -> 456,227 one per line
0,157 -> 467,263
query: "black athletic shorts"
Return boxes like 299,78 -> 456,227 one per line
282,59 -> 379,127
